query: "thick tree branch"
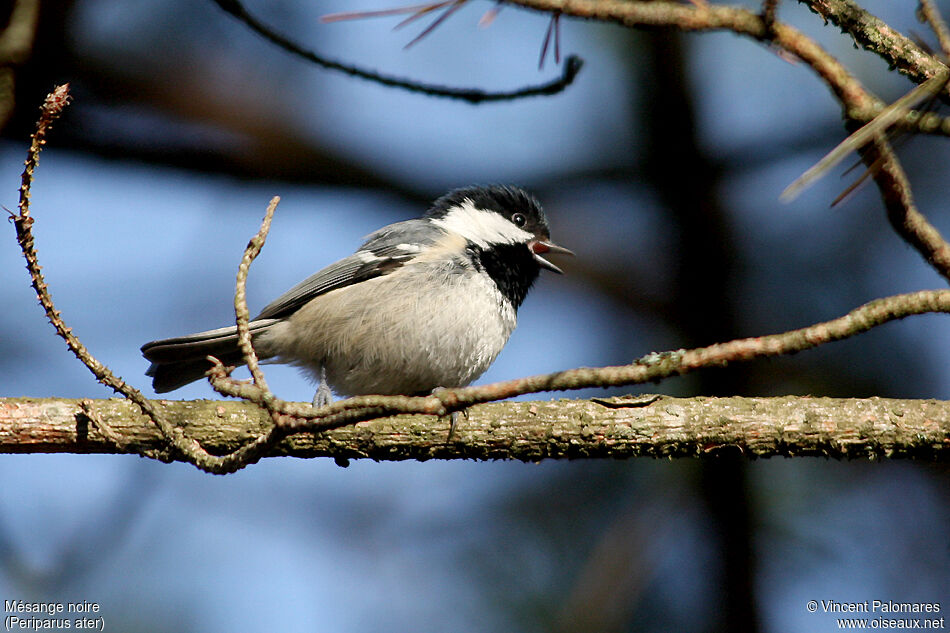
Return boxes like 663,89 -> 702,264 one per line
2,396 -> 947,462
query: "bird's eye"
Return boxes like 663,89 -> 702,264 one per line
511,213 -> 527,227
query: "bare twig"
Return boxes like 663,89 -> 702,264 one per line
15,84 -> 69,219
234,196 -> 279,394
11,86 -> 289,475
209,0 -> 584,103
917,0 -> 950,61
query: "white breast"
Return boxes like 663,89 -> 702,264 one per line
265,248 -> 517,396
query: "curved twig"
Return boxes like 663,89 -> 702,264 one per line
12,86 -> 288,474
209,0 -> 584,103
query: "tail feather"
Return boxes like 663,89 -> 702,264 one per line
141,319 -> 278,393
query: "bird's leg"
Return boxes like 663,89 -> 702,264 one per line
313,367 -> 333,408
431,386 -> 467,439
447,409 -> 469,440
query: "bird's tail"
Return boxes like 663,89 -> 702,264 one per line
141,319 -> 279,393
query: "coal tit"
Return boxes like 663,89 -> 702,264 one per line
141,185 -> 572,405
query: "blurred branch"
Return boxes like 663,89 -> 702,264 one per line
64,61 -> 428,197
0,0 -> 39,64
917,0 -> 950,60
210,0 -> 584,103
3,396 -> 948,461
0,0 -> 40,130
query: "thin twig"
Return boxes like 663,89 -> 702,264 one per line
917,0 -> 950,60
13,87 -> 195,462
421,289 -> 950,411
11,86 -> 288,475
234,196 -> 279,394
209,0 -> 584,104
15,84 -> 69,220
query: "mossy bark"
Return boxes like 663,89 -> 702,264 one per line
2,396 -> 948,463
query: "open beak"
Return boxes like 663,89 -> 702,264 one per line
529,239 -> 574,274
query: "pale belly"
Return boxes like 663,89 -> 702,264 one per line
260,265 -> 517,396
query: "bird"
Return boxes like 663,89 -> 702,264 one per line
141,185 -> 572,406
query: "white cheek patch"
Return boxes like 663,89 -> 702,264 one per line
432,199 -> 534,247
356,250 -> 381,264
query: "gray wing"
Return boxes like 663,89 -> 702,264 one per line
254,218 -> 442,320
